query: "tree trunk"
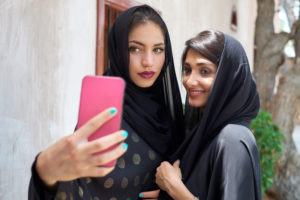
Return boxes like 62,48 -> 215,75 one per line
254,0 -> 290,110
267,58 -> 300,199
254,0 -> 300,199
281,0 -> 297,28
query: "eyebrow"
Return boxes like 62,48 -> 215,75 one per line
183,62 -> 215,67
128,40 -> 165,47
184,61 -> 215,67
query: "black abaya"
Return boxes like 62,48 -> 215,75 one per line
159,33 -> 261,200
28,5 -> 184,200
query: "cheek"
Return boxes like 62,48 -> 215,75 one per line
182,77 -> 188,89
156,54 -> 165,71
129,55 -> 139,73
206,78 -> 215,91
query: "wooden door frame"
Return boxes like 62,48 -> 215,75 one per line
96,0 -> 141,75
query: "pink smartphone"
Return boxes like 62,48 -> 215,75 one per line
77,75 -> 125,167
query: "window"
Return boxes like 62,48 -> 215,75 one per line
96,0 -> 141,75
230,5 -> 238,31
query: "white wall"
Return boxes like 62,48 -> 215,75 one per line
0,0 -> 256,199
0,0 -> 97,199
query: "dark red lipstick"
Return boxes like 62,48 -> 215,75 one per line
138,71 -> 155,79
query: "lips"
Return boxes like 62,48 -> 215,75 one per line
189,89 -> 204,98
138,71 -> 155,79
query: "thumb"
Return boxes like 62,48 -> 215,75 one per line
173,159 -> 180,168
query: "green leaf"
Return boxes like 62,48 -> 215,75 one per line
250,109 -> 284,193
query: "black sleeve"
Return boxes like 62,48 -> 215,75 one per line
28,155 -> 56,200
207,129 -> 260,200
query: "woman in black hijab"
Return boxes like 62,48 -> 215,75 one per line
28,5 -> 184,200
155,30 -> 261,200
105,4 -> 184,159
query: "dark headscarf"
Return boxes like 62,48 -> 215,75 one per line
176,33 -> 260,178
104,5 -> 184,156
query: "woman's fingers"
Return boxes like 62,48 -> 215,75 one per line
35,107 -> 130,185
173,160 -> 182,180
81,130 -> 128,155
139,190 -> 160,199
76,107 -> 117,139
73,141 -> 127,178
88,142 -> 128,166
173,160 -> 180,168
157,161 -> 171,170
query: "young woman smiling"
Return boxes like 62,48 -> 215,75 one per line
156,30 -> 262,200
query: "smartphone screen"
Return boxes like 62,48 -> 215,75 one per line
77,75 -> 125,167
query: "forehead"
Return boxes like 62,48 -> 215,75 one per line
128,21 -> 165,43
185,49 -> 214,65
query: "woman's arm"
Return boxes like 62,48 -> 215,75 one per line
155,161 -> 196,200
28,156 -> 57,200
28,107 -> 128,199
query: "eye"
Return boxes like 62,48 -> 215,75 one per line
153,47 -> 165,53
200,68 -> 212,75
129,46 -> 140,53
183,65 -> 191,75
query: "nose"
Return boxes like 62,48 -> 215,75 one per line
141,51 -> 154,68
185,73 -> 199,87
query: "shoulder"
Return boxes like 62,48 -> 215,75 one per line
217,124 -> 256,146
208,125 -> 261,199
213,124 -> 258,158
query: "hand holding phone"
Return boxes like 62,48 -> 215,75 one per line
36,107 -> 128,187
77,75 -> 125,167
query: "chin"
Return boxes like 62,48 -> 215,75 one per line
136,81 -> 154,88
188,99 -> 203,108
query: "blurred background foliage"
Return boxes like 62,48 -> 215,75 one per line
251,110 -> 284,195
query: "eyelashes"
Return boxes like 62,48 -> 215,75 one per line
129,46 -> 140,52
128,46 -> 165,54
183,66 -> 191,74
200,68 -> 212,75
153,47 -> 165,53
182,65 -> 213,75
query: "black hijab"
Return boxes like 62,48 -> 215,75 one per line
176,33 -> 260,179
104,5 -> 184,156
